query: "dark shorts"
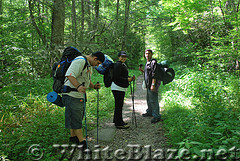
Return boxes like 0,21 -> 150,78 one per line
62,95 -> 85,129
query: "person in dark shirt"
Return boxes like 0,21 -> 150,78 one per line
111,51 -> 135,129
139,49 -> 162,123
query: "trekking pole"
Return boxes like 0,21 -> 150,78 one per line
96,82 -> 100,144
131,76 -> 137,127
82,82 -> 89,151
133,76 -> 137,127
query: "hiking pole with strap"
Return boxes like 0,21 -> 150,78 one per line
82,82 -> 89,152
130,76 -> 137,127
96,82 -> 100,144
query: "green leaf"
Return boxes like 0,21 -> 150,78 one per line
210,132 -> 223,136
190,141 -> 202,145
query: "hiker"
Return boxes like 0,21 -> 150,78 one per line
62,51 -> 105,148
111,51 -> 135,129
139,49 -> 162,123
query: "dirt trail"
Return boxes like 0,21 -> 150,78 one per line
84,75 -> 168,160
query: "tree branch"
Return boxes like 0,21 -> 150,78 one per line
28,0 -> 47,46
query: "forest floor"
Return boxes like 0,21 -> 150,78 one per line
71,75 -> 168,160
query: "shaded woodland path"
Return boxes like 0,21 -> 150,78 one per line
71,75 -> 168,160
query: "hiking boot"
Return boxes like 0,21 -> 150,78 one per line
78,140 -> 87,149
114,121 -> 128,125
116,124 -> 130,129
151,117 -> 162,124
142,113 -> 152,117
77,140 -> 92,154
69,136 -> 78,144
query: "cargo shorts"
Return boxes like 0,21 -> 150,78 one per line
62,95 -> 85,129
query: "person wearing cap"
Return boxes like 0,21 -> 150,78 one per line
62,50 -> 105,148
111,51 -> 135,129
139,49 -> 162,123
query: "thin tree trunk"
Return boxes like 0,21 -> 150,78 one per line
80,0 -> 85,43
28,0 -> 47,46
116,0 -> 119,22
86,0 -> 92,31
95,0 -> 99,29
0,0 -> 3,49
218,0 -> 227,25
72,0 -> 77,45
122,0 -> 131,51
0,0 -> 3,15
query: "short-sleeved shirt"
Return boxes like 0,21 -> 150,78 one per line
63,56 -> 92,98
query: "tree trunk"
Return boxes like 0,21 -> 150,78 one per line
50,0 -> 65,50
116,0 -> 119,22
80,0 -> 85,43
86,0 -> 92,31
95,0 -> 99,29
28,0 -> 47,46
122,0 -> 131,51
0,0 -> 2,49
72,0 -> 77,45
0,0 -> 2,15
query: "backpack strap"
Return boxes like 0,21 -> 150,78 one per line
149,59 -> 158,74
64,56 -> 89,85
72,55 -> 89,72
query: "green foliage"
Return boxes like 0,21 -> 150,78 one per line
1,0 -> 240,160
0,68 -> 139,160
161,63 -> 240,158
146,0 -> 240,72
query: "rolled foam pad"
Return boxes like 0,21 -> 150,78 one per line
47,91 -> 64,107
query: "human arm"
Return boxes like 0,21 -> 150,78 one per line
139,64 -> 144,73
150,78 -> 157,91
66,76 -> 87,93
128,75 -> 136,82
89,81 -> 101,90
150,60 -> 158,92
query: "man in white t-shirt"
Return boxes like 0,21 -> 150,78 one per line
62,51 -> 105,149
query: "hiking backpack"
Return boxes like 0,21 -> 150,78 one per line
103,64 -> 114,87
52,46 -> 88,93
95,55 -> 114,87
154,60 -> 175,85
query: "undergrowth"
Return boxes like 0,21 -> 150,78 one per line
161,63 -> 240,160
0,69 -> 139,160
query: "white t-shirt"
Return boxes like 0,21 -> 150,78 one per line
111,82 -> 127,92
64,56 -> 92,98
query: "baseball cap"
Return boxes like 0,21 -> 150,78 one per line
118,51 -> 127,57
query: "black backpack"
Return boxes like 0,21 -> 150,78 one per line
154,60 -> 175,85
103,64 -> 114,87
52,46 -> 88,93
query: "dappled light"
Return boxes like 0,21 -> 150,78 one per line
1,0 -> 239,160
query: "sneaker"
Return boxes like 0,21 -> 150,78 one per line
116,124 -> 130,129
151,117 -> 162,124
142,113 -> 152,117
